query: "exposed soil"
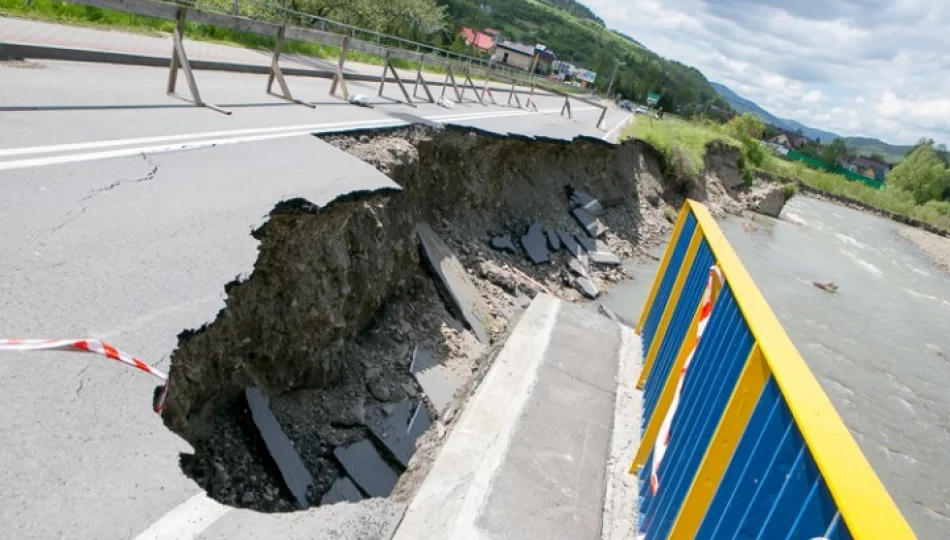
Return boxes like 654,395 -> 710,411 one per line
160,125 -> 762,512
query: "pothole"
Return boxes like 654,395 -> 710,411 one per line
162,124 -> 681,511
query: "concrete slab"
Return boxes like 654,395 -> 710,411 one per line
572,207 -> 607,238
417,222 -> 492,344
366,401 -> 432,468
521,221 -> 550,264
547,228 -> 562,252
557,229 -> 584,259
245,387 -> 313,509
490,235 -> 517,253
333,440 -> 399,498
574,276 -> 600,298
321,477 -> 363,505
568,258 -> 590,278
570,189 -> 604,216
393,295 -> 637,540
588,239 -> 623,267
412,346 -> 466,415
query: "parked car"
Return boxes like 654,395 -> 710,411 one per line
618,100 -> 634,112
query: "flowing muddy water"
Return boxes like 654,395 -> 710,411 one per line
603,196 -> 950,538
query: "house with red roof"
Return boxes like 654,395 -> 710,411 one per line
458,27 -> 497,53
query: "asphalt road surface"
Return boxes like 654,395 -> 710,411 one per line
0,58 -> 630,540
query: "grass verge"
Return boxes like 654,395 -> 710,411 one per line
623,116 -> 737,180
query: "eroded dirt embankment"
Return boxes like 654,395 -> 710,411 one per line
160,125 -> 752,511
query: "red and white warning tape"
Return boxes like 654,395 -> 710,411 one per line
650,265 -> 724,495
0,338 -> 169,413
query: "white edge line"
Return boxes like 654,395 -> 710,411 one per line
132,492 -> 231,540
0,106 -> 597,171
602,113 -> 633,142
0,105 -> 593,159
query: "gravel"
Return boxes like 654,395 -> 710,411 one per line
899,227 -> 950,274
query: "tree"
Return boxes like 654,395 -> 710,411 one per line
887,142 -> 950,204
821,138 -> 848,166
725,113 -> 765,140
870,152 -> 887,163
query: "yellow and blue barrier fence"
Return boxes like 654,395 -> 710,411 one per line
631,200 -> 915,539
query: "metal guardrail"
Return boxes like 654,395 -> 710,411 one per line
630,201 -> 915,539
14,0 -> 607,126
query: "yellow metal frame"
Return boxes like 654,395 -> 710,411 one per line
635,204 -> 690,334
636,231 -> 702,390
668,345 -> 770,537
671,200 -> 916,539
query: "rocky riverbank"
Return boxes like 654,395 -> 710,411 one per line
899,228 -> 950,275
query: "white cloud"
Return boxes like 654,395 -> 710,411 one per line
583,0 -> 950,144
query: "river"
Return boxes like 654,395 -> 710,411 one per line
601,196 -> 950,539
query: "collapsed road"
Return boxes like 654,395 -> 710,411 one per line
161,124 -> 792,513
0,106 -> 794,537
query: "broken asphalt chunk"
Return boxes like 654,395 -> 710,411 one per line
547,228 -> 562,251
490,235 -> 516,253
418,222 -> 491,344
572,207 -> 608,238
521,222 -> 549,264
320,476 -> 363,505
410,345 -> 439,374
585,239 -> 622,267
574,235 -> 596,253
245,387 -> 313,509
574,276 -> 599,298
557,229 -> 584,259
568,258 -> 590,278
333,439 -> 399,498
570,189 -> 604,216
411,346 -> 465,415
367,401 -> 433,468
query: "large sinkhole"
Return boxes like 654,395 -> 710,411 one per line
162,124 -> 677,511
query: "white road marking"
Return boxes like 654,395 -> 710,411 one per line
0,105 -> 597,170
131,493 -> 231,540
602,113 -> 633,142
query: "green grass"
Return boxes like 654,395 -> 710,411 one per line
621,115 -> 950,232
623,116 -> 738,180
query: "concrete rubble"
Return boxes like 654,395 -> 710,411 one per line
490,235 -> 517,253
366,402 -> 432,468
410,345 -> 465,415
333,439 -> 399,498
245,387 -> 313,509
521,222 -> 550,264
418,222 -> 492,344
570,188 -> 605,216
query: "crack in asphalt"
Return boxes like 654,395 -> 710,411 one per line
79,153 -> 160,203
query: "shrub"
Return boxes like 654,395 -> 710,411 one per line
781,183 -> 798,199
922,199 -> 950,217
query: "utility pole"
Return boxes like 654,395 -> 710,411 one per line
606,59 -> 625,99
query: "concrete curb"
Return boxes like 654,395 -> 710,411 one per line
0,41 -> 551,97
392,293 -> 562,540
602,325 -> 643,540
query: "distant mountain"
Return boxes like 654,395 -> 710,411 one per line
709,82 -> 840,141
710,83 -> 915,163
841,137 -> 914,164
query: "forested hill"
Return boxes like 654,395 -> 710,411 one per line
440,0 -> 728,111
536,0 -> 604,26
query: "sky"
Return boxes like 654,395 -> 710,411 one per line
582,0 -> 949,145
